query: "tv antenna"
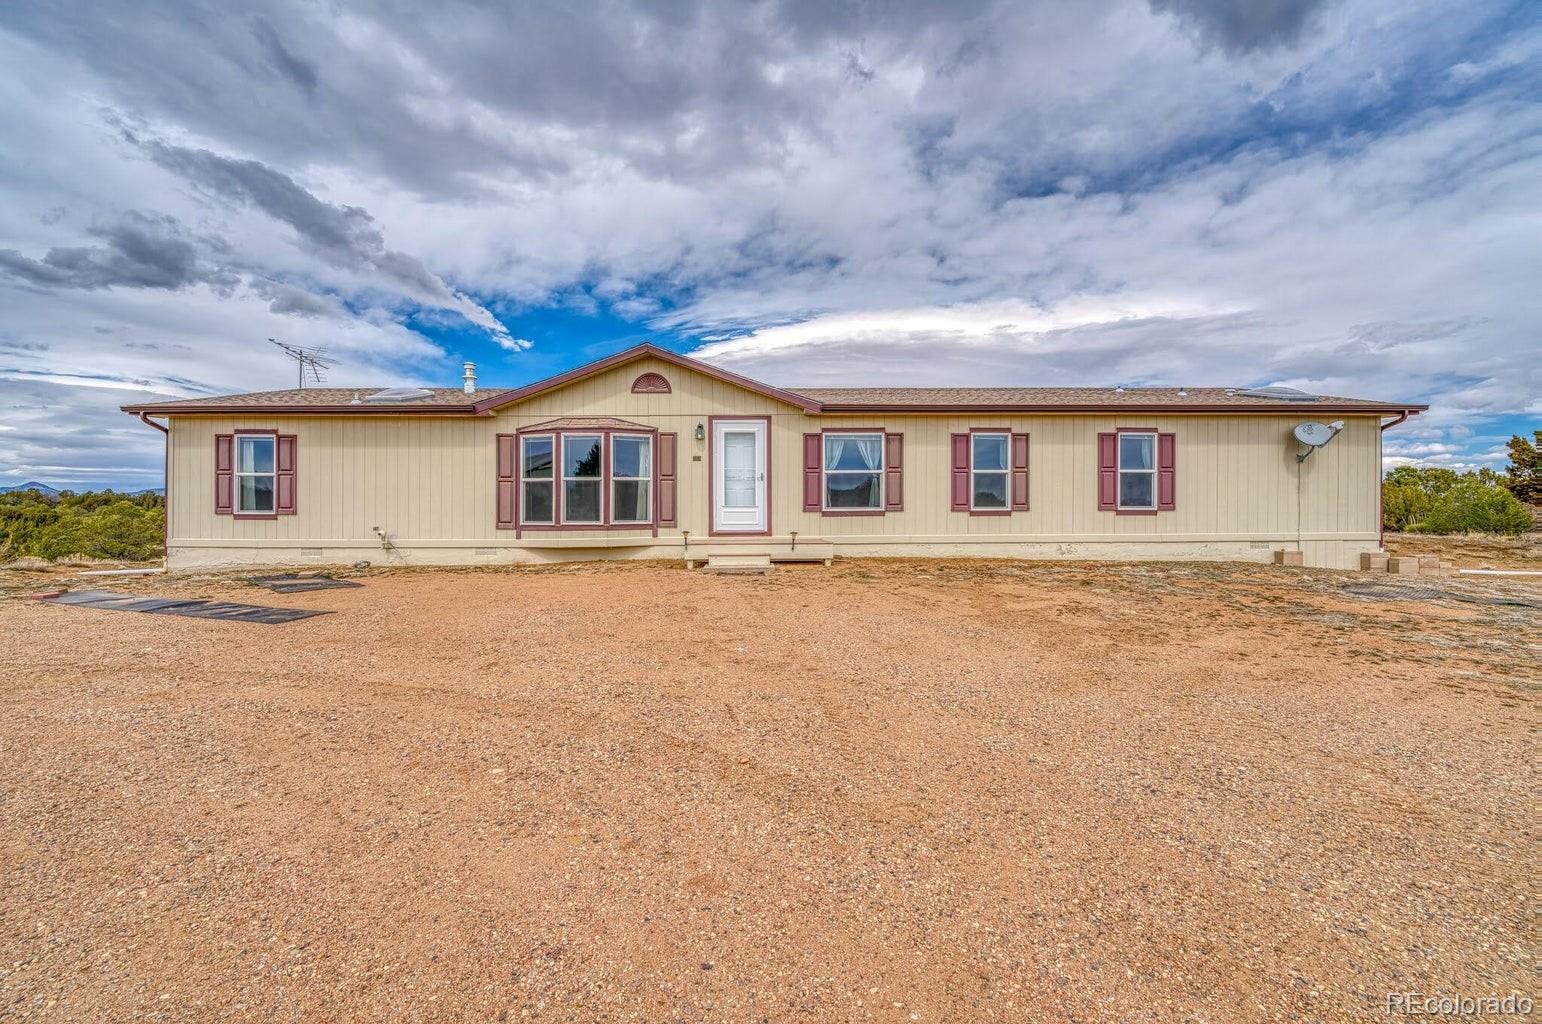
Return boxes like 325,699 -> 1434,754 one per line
269,339 -> 336,388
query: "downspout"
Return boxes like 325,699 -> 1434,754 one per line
1378,411 -> 1413,550
135,413 -> 170,568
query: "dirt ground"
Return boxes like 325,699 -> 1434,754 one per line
1,558 -> 1535,1023
1383,531 -> 1538,571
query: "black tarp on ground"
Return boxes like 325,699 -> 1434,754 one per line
37,589 -> 329,624
1340,583 -> 1540,609
247,573 -> 363,594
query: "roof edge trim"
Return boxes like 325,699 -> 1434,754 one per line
815,402 -> 1429,415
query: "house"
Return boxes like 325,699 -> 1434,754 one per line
122,343 -> 1425,570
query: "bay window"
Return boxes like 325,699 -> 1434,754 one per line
517,430 -> 655,528
823,432 -> 883,510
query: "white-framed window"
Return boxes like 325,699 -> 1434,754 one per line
610,434 -> 652,524
561,434 -> 603,524
823,432 -> 883,510
1117,432 -> 1157,510
970,432 -> 1010,510
234,433 -> 277,514
521,434 -> 555,524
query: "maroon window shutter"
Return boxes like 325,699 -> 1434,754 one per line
1010,432 -> 1030,511
884,432 -> 903,512
658,432 -> 678,526
950,433 -> 969,511
495,434 -> 517,529
276,434 -> 297,515
1157,432 -> 1176,511
1097,432 -> 1117,511
803,433 -> 822,512
214,433 -> 233,515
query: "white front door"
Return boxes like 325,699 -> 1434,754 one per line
713,419 -> 768,533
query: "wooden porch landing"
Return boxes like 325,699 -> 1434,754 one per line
684,538 -> 834,571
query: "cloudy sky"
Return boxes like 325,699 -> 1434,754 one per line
0,0 -> 1536,489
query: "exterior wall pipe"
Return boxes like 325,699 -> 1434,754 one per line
1377,410 -> 1413,549
135,412 -> 170,567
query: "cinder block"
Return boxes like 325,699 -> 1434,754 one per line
1417,554 -> 1440,568
1387,556 -> 1419,575
1273,549 -> 1304,567
1360,552 -> 1389,571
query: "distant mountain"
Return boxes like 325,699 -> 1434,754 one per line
0,482 -> 163,496
0,481 -> 59,496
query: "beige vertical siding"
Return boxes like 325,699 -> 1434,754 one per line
166,356 -> 1384,568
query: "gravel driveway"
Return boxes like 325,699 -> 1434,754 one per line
1,560 -> 1534,1022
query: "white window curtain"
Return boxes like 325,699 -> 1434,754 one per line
826,435 -> 882,471
824,433 -> 884,510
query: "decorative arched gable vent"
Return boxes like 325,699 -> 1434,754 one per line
631,372 -> 672,394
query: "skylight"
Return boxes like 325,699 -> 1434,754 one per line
363,387 -> 435,403
1236,386 -> 1319,401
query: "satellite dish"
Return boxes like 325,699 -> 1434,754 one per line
1293,421 -> 1344,462
1293,422 -> 1338,447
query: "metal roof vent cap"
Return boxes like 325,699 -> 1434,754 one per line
363,387 -> 435,403
1238,386 -> 1319,401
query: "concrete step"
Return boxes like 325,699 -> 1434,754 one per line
701,554 -> 773,575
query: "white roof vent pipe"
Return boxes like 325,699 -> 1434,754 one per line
463,362 -> 476,394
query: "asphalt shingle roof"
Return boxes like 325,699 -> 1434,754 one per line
120,344 -> 1423,416
124,387 -> 508,411
792,386 -> 1399,408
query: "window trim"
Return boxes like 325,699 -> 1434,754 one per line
515,427 -> 658,534
519,433 -> 556,526
232,430 -> 278,520
609,432 -> 653,525
820,429 -> 885,515
1115,429 -> 1158,512
968,430 -> 1011,515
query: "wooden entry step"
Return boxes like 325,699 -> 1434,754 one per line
684,539 -> 834,571
700,554 -> 774,575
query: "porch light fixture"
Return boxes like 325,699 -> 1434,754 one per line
695,422 -> 705,441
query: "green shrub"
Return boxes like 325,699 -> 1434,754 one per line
1381,482 -> 1431,533
1,489 -> 164,562
1384,442 -> 1540,535
1412,480 -> 1533,536
0,496 -> 61,561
